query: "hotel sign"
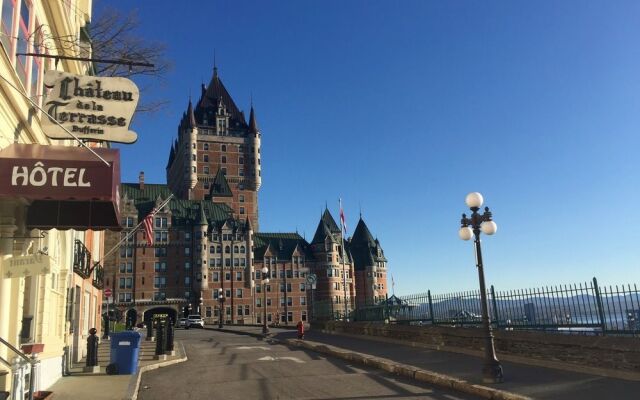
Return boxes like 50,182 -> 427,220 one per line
42,71 -> 139,143
1,253 -> 51,279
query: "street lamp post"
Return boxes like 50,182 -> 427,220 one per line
217,288 -> 225,329
261,266 -> 270,335
458,192 -> 503,383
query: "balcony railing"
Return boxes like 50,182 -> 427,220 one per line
92,263 -> 104,289
73,240 -> 92,278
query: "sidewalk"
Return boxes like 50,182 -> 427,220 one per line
46,335 -> 186,400
211,325 -> 639,400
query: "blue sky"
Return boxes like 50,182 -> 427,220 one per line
99,0 -> 640,294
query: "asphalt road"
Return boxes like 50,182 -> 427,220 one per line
138,328 -> 480,400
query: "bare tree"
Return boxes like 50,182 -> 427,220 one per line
33,7 -> 171,113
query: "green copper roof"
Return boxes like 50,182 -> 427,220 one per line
253,232 -> 312,260
121,183 -> 232,226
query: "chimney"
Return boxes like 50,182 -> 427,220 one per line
139,171 -> 145,190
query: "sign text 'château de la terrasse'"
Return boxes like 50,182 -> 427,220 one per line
42,71 -> 139,143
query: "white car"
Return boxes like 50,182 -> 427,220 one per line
177,318 -> 188,328
186,315 -> 204,328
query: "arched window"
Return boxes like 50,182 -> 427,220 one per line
233,246 -> 239,254
225,246 -> 230,254
240,246 -> 245,254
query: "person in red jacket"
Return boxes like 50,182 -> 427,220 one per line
296,320 -> 305,339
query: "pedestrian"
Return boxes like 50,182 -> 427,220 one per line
296,320 -> 305,339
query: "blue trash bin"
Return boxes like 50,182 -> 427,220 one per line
109,331 -> 142,374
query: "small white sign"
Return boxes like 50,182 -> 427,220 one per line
1,253 -> 51,279
42,71 -> 139,143
118,341 -> 131,346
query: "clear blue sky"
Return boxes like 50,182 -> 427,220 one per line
98,0 -> 640,294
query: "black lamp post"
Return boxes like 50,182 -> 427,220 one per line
459,192 -> 503,383
261,266 -> 270,335
217,288 -> 225,329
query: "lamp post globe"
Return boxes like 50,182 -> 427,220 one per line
465,192 -> 484,209
459,193 -> 503,383
458,226 -> 473,241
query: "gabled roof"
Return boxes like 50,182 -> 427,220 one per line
209,169 -> 233,198
253,233 -> 313,260
196,67 -> 247,128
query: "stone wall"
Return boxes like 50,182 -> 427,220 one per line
312,321 -> 640,374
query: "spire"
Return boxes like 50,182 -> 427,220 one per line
196,202 -> 208,226
187,98 -> 196,128
166,142 -> 175,168
248,105 -> 259,133
245,216 -> 252,232
351,217 -> 375,246
321,208 -> 340,234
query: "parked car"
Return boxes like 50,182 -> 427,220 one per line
186,315 -> 204,328
178,318 -> 187,328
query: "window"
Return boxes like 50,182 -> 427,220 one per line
300,296 -> 307,305
267,313 -> 272,322
234,246 -> 239,254
210,246 -> 215,254
204,155 -> 209,162
280,297 -> 285,306
185,262 -> 191,269
185,247 -> 190,255
266,299 -> 272,306
213,290 -> 219,299
212,272 -> 219,282
239,168 -> 244,177
326,254 -> 332,262
238,183 -> 244,190
221,156 -> 227,164
204,166 -> 209,174
225,246 -> 230,254
256,284 -> 261,293
154,277 -> 167,288
1,0 -> 15,51
239,157 -> 244,165
287,297 -> 293,306
266,285 -> 271,292
155,217 -> 168,228
225,272 -> 231,281
240,207 -> 245,215
118,293 -> 132,302
287,312 -> 293,322
121,247 -> 133,258
155,231 -> 168,243
225,289 -> 231,298
225,258 -> 231,267
256,297 -> 262,307
126,217 -> 134,227
236,272 -> 242,281
185,276 -> 191,285
14,0 -> 30,86
155,247 -> 167,257
154,262 -> 167,272
245,306 -> 250,316
240,246 -> 245,254
154,292 -> 166,301
204,143 -> 209,150
300,283 -> 306,292
286,270 -> 293,279
221,145 -> 227,152
237,305 -> 243,317
205,307 -> 212,318
236,289 -> 242,298
302,311 -> 307,322
217,245 -> 222,253
239,195 -> 245,203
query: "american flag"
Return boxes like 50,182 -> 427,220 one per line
339,198 -> 347,235
143,208 -> 155,245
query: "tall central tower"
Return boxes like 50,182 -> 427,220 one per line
166,66 -> 262,229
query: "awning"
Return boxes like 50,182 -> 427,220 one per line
0,143 -> 121,230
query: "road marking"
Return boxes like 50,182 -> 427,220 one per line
258,356 -> 305,363
236,346 -> 270,350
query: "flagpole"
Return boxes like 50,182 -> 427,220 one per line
339,198 -> 349,320
95,194 -> 174,271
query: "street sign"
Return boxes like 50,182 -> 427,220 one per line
306,274 -> 317,286
104,288 -> 112,297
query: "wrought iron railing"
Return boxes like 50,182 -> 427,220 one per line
325,277 -> 640,336
92,263 -> 104,289
73,240 -> 92,278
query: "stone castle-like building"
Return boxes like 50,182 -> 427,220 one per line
104,66 -> 388,325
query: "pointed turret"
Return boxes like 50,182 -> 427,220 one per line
249,106 -> 259,134
311,219 -> 334,245
166,142 -> 175,169
187,98 -> 197,128
351,218 -> 375,247
321,208 -> 341,234
196,202 -> 208,226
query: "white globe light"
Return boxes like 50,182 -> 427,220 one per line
261,266 -> 268,274
264,278 -> 270,284
465,192 -> 484,208
480,220 -> 497,235
458,226 -> 473,241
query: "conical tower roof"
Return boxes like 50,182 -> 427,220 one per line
197,67 -> 246,126
249,106 -> 259,133
311,219 -> 335,245
186,98 -> 197,128
195,202 -> 208,226
351,218 -> 376,247
321,208 -> 340,234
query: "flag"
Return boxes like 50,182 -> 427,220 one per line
143,208 -> 155,245
339,198 -> 347,235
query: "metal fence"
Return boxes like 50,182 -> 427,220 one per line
337,277 -> 640,336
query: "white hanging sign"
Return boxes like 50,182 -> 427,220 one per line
41,71 -> 139,143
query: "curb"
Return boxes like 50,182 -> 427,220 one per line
213,328 -> 529,400
280,338 -> 530,400
126,340 -> 188,400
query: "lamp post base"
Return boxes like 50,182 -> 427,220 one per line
482,361 -> 504,383
262,325 -> 269,335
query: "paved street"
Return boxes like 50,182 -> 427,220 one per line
138,329 -> 479,400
